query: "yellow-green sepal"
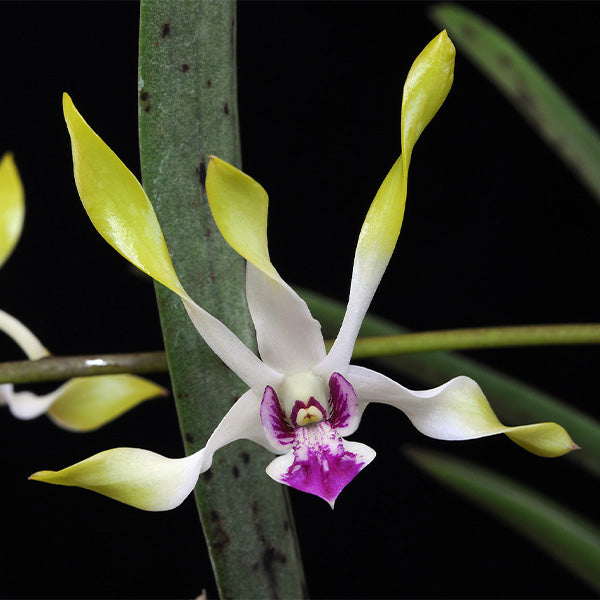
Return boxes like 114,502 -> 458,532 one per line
355,155 -> 405,271
401,30 -> 455,169
0,153 -> 25,269
47,374 -> 166,432
206,157 -> 280,281
30,446 -> 204,511
62,93 -> 187,298
505,423 -> 579,458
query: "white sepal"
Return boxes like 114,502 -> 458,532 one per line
199,388 -> 280,473
181,296 -> 283,390
246,263 -> 326,373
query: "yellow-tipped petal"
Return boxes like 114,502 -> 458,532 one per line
30,447 -> 204,511
505,423 -> 579,458
323,34 -> 456,374
355,31 -> 455,270
348,367 -> 578,458
401,30 -> 455,166
0,152 -> 25,269
47,374 -> 166,432
62,93 -> 187,298
205,156 -> 280,281
355,156 -> 405,270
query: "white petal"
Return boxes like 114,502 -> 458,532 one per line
246,263 -> 326,373
347,365 -> 510,440
347,366 -> 578,457
199,388 -> 279,472
3,384 -> 65,420
0,309 -> 49,360
181,296 -> 283,390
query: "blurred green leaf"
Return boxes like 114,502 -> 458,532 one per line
430,3 -> 600,203
406,446 -> 600,592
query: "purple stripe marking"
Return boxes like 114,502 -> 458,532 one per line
260,386 -> 295,450
328,372 -> 360,434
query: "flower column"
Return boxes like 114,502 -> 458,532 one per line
138,1 -> 306,597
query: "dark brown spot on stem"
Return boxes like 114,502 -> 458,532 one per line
196,159 -> 207,188
263,547 -> 287,576
161,22 -> 171,38
181,63 -> 190,73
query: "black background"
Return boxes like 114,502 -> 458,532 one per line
1,1 -> 599,598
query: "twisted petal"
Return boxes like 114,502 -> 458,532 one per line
347,365 -> 578,457
30,389 -> 271,511
317,156 -> 405,375
63,95 -> 276,390
206,157 -> 326,373
265,421 -> 375,508
0,308 -> 49,359
47,375 -> 166,431
1,375 -> 165,430
0,153 -> 24,269
401,31 -> 455,166
318,33 -> 456,377
63,93 -> 185,297
29,448 -> 205,511
0,384 -> 62,419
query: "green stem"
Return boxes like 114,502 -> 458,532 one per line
0,351 -> 167,384
138,2 -> 306,598
349,323 -> 600,357
2,323 -> 599,383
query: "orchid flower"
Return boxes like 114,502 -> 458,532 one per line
0,153 -> 166,431
31,32 -> 576,509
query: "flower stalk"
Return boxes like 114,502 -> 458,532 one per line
2,322 -> 598,384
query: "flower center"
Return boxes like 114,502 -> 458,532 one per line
295,406 -> 324,427
277,371 -> 329,428
290,397 -> 327,427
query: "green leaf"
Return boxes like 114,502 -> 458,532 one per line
406,446 -> 600,593
429,3 -> 600,204
138,1 -> 306,597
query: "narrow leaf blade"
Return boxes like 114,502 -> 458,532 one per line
406,446 -> 600,593
430,3 -> 600,203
